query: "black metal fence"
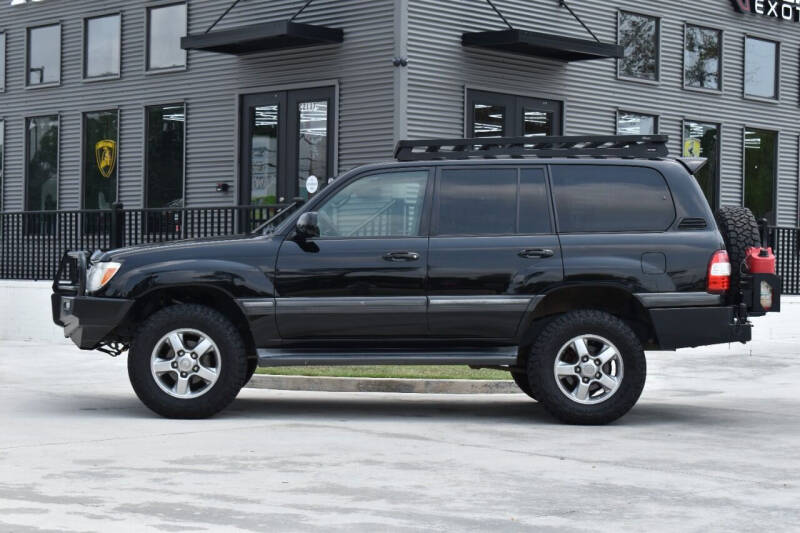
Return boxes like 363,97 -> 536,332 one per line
0,203 -> 289,281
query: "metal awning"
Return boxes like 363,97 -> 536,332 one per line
462,29 -> 623,62
181,20 -> 343,55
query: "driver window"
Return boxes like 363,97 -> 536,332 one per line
317,170 -> 429,238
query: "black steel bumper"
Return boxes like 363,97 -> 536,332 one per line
51,293 -> 133,349
650,306 -> 752,350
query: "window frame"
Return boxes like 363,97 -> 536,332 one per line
742,127 -> 779,225
617,10 -> 661,85
143,102 -> 187,208
80,108 -> 121,209
310,167 -> 435,241
743,35 -> 780,102
83,12 -> 122,82
615,110 -> 659,135
682,119 -> 721,211
145,1 -> 188,74
24,114 -> 61,211
0,32 -> 6,93
25,22 -> 62,89
431,165 -> 555,238
682,23 -> 723,94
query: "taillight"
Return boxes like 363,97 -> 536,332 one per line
707,250 -> 731,293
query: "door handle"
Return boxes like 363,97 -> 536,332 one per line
383,251 -> 420,262
518,248 -> 554,259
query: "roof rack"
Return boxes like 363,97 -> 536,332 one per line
394,135 -> 669,162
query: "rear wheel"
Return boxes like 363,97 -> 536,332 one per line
528,310 -> 646,425
128,304 -> 248,419
714,206 -> 761,289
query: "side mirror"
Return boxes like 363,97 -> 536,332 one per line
295,212 -> 320,239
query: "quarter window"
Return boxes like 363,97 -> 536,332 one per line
744,129 -> 777,224
685,25 -> 721,90
26,115 -> 59,211
146,104 -> 185,208
83,110 -> 119,210
27,24 -> 61,86
683,121 -> 720,208
317,171 -> 429,238
745,37 -> 778,99
618,12 -> 659,82
85,14 -> 121,79
617,111 -> 657,135
147,3 -> 187,70
551,165 -> 675,233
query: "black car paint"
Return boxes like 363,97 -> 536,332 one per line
69,158 -> 737,352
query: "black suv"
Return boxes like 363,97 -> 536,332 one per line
52,136 -> 781,424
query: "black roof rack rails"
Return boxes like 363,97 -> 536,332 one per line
394,135 -> 669,162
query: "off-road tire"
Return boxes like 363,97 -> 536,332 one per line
527,310 -> 646,425
128,304 -> 248,419
245,357 -> 258,384
510,370 -> 539,401
714,206 -> 761,289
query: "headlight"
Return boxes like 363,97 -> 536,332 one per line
86,262 -> 121,293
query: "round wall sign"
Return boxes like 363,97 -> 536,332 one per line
306,175 -> 319,194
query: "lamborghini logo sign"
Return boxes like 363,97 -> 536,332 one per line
95,140 -> 117,179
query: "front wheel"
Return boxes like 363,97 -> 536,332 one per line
527,310 -> 646,425
128,304 -> 248,419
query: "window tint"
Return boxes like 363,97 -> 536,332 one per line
148,3 -> 187,70
438,169 -> 517,235
617,111 -> 657,135
519,169 -> 552,234
146,104 -> 184,208
84,110 -> 118,210
685,25 -> 721,90
26,115 -> 59,211
683,121 -> 719,208
618,12 -> 659,81
551,166 -> 674,233
27,25 -> 61,85
744,129 -> 777,224
745,37 -> 777,99
85,14 -> 121,78
318,171 -> 428,238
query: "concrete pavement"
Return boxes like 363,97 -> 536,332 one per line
0,337 -> 799,532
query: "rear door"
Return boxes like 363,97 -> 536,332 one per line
427,166 -> 564,340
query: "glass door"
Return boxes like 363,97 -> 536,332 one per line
467,90 -> 563,138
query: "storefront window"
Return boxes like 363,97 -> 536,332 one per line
683,121 -> 719,208
26,115 -> 59,211
618,12 -> 659,81
685,25 -> 721,90
473,103 -> 505,138
745,37 -> 778,99
250,104 -> 279,205
27,24 -> 61,86
744,129 -> 777,223
617,111 -> 657,135
146,104 -> 184,208
85,14 -> 121,79
83,110 -> 118,210
147,3 -> 187,70
297,100 -> 329,199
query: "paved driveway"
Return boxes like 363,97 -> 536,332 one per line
0,337 -> 798,532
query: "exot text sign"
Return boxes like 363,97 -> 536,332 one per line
732,0 -> 800,22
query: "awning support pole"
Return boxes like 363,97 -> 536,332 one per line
558,0 -> 601,43
484,0 -> 514,30
290,0 -> 317,22
205,0 -> 245,34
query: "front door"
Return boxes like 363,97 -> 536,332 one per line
275,168 -> 432,340
240,87 -> 335,206
467,89 -> 563,138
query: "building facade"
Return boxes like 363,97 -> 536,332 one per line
0,0 -> 799,226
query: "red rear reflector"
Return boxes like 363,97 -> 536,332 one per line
708,250 -> 731,293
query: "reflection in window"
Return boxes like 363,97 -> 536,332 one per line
744,129 -> 777,223
298,100 -> 328,199
146,105 -> 184,208
745,37 -> 778,99
618,12 -> 659,81
86,15 -> 121,78
519,169 -> 552,234
148,3 -> 187,70
0,33 -> 6,91
683,121 -> 719,208
617,111 -> 657,135
28,25 -> 61,85
473,103 -> 505,137
438,169 -> 517,235
524,109 -> 553,137
318,171 -> 428,238
685,25 -> 721,90
84,110 -> 118,210
251,105 -> 278,205
26,115 -> 59,211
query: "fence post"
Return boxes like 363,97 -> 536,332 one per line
110,202 -> 125,249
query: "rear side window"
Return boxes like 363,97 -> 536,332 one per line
551,165 -> 675,233
436,167 -> 552,235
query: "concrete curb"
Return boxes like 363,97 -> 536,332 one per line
246,374 -> 520,394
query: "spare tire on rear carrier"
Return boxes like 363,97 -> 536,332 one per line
714,206 -> 761,293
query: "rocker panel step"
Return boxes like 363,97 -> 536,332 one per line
256,347 -> 518,367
